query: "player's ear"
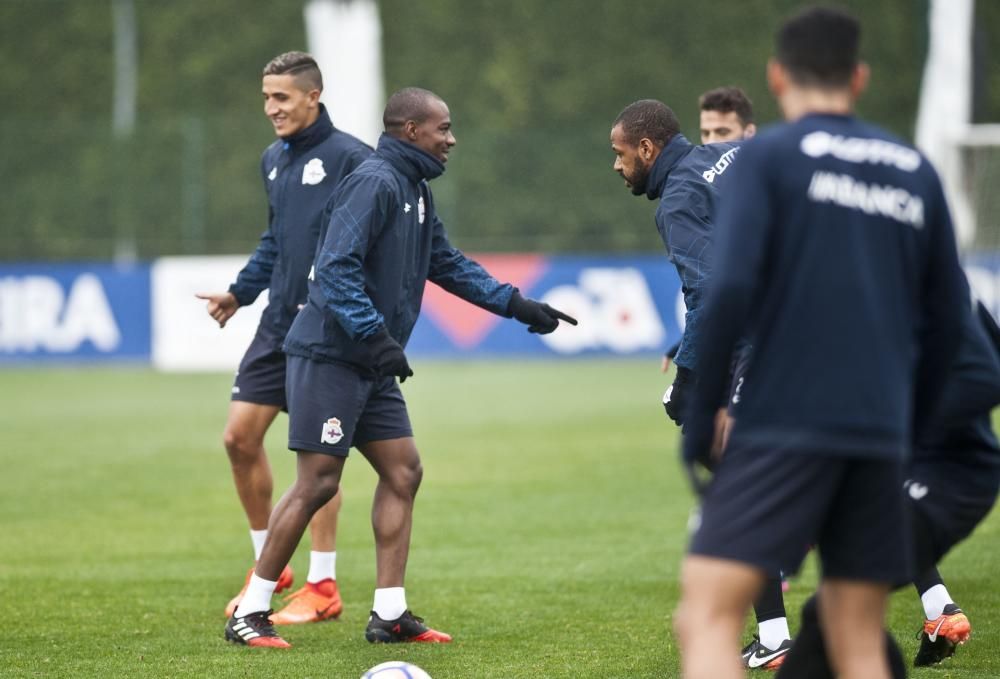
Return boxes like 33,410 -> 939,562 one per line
744,123 -> 757,139
639,138 -> 655,163
766,58 -> 785,97
404,120 -> 418,141
307,88 -> 322,108
851,62 -> 870,99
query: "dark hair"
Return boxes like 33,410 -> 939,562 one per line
699,86 -> 754,126
262,51 -> 323,92
776,5 -> 860,88
612,99 -> 680,148
383,87 -> 444,131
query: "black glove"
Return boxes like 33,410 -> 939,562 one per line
508,290 -> 578,334
362,326 -> 413,382
663,366 -> 694,425
681,408 -> 717,498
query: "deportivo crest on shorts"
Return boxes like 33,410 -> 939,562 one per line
302,158 -> 326,185
321,417 -> 344,445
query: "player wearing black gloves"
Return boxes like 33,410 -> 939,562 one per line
361,291 -> 572,383
609,99 -> 743,437
226,87 -> 575,650
508,290 -> 578,334
361,326 -> 414,382
662,366 -> 693,425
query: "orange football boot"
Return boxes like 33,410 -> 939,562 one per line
271,578 -> 343,624
923,608 -> 971,645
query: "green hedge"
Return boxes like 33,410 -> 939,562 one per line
4,0 -> 994,259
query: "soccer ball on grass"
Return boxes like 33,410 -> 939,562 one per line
361,661 -> 432,679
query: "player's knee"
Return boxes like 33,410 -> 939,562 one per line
222,426 -> 262,462
673,596 -> 719,651
384,458 -> 422,498
312,475 -> 341,507
401,459 -> 423,496
293,473 -> 340,511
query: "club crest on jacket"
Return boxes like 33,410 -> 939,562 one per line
302,158 -> 327,185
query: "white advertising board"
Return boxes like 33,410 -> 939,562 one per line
151,256 -> 267,372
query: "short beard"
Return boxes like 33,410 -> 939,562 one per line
628,163 -> 650,196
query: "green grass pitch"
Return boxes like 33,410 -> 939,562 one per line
1,361 -> 998,677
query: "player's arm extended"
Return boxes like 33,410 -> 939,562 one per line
426,215 -> 514,315
427,216 -> 576,334
313,173 -> 391,341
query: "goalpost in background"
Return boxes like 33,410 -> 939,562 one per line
916,0 -> 1000,316
304,0 -> 385,148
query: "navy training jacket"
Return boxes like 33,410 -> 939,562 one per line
283,133 -> 515,373
913,299 -> 1000,484
228,105 -> 372,346
645,134 -> 742,371
685,113 -> 968,462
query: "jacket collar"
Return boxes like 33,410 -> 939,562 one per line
645,133 -> 695,201
375,133 -> 445,183
280,104 -> 334,153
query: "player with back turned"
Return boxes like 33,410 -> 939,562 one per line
696,86 -> 795,671
674,7 -> 968,679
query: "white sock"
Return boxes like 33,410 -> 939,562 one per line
307,551 -> 336,583
234,573 -> 277,617
373,587 -> 407,621
250,529 -> 268,560
921,584 -> 954,620
758,617 -> 791,650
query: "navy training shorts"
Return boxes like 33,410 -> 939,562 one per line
906,459 -> 999,574
285,354 -> 413,456
231,329 -> 287,409
689,441 -> 911,583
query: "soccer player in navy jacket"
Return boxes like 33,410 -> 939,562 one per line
675,7 -> 968,679
197,52 -> 371,625
610,95 -> 793,668
609,99 -> 741,426
661,86 -> 758,377
223,87 -> 576,648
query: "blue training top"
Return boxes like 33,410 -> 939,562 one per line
283,133 -> 515,373
228,105 -> 372,347
685,113 -> 968,461
914,299 -> 1000,485
645,134 -> 742,372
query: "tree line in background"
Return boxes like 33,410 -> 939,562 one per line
1,0 -> 996,260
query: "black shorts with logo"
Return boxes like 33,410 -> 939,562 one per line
689,442 -> 911,583
231,329 -> 287,409
906,459 -> 999,574
285,355 -> 413,456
